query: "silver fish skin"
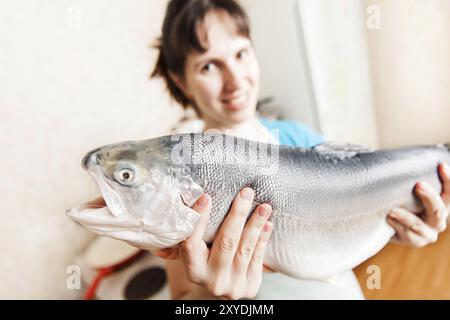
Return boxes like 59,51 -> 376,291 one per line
67,133 -> 450,280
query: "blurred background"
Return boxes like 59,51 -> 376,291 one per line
0,0 -> 449,299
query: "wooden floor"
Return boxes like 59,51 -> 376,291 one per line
353,227 -> 450,299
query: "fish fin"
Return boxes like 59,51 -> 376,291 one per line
313,141 -> 373,159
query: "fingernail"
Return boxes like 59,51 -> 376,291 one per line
195,195 -> 208,208
416,183 -> 426,195
241,187 -> 254,200
258,204 -> 272,218
443,163 -> 450,177
386,216 -> 397,227
264,221 -> 273,232
389,209 -> 399,218
410,224 -> 420,233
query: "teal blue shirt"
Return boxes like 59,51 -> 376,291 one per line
259,118 -> 324,148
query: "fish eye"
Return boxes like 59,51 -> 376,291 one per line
114,167 -> 135,185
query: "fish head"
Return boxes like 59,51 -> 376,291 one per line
67,138 -> 204,250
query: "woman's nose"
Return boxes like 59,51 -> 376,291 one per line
223,63 -> 245,92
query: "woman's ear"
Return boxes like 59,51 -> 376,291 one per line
168,70 -> 191,100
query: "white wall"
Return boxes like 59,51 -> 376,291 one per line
247,0 -> 450,148
0,0 -> 181,298
245,0 -> 380,148
364,0 -> 450,148
245,0 -> 321,131
297,0 -> 379,147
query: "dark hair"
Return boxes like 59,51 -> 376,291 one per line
151,0 -> 251,111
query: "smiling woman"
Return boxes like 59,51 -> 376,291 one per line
178,12 -> 260,129
152,0 -> 260,130
143,0 -> 450,301
147,0 -> 365,300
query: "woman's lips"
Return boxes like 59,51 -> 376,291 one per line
222,93 -> 247,111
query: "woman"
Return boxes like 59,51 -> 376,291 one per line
150,0 -> 450,299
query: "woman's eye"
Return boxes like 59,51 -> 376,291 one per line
201,62 -> 215,73
114,168 -> 135,184
237,49 -> 248,60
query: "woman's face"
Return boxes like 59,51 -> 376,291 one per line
176,10 -> 260,128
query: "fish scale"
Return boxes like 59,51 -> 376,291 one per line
66,133 -> 450,280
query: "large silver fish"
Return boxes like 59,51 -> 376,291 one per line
66,133 -> 450,280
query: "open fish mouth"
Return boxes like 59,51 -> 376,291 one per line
65,202 -> 200,250
65,204 -> 141,231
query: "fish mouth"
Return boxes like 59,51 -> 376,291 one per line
82,148 -> 101,170
81,158 -> 130,218
65,197 -> 202,250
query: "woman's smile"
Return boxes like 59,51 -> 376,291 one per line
221,91 -> 248,111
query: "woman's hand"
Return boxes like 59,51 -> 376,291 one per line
153,187 -> 273,300
387,163 -> 450,247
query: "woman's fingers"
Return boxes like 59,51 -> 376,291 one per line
262,265 -> 276,273
438,163 -> 450,207
188,194 -> 212,243
152,247 -> 179,260
175,189 -> 274,299
209,188 -> 255,270
388,163 -> 450,248
247,221 -> 273,281
387,208 -> 438,247
178,194 -> 212,283
233,204 -> 272,275
387,217 -> 423,247
415,182 -> 448,232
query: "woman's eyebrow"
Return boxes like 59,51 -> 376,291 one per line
193,41 -> 252,68
237,43 -> 251,52
194,57 -> 214,69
